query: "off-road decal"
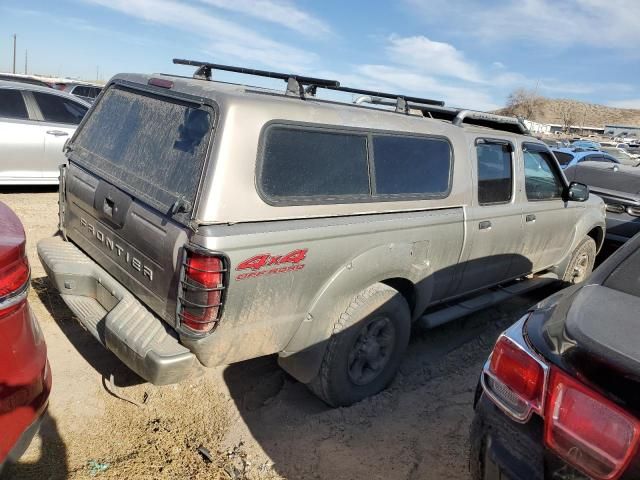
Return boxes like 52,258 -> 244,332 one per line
235,249 -> 307,280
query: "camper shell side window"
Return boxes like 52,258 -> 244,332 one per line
257,121 -> 453,206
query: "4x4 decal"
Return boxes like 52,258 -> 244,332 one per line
235,249 -> 307,280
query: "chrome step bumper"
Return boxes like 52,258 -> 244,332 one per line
37,236 -> 196,385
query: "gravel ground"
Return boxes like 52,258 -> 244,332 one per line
1,186 -> 568,480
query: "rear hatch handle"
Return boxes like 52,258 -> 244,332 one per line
169,196 -> 191,216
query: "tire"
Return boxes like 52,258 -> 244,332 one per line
307,283 -> 411,407
561,237 -> 596,284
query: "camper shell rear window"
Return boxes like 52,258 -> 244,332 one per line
70,84 -> 215,222
258,122 -> 453,205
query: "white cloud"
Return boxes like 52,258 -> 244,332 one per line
607,99 -> 640,109
196,0 -> 332,37
386,35 -> 482,82
81,0 -> 317,70
405,0 -> 640,49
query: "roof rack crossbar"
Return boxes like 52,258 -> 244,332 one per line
173,58 -> 340,94
355,95 -> 456,115
327,85 -> 444,107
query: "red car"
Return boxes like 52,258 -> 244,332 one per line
0,201 -> 51,472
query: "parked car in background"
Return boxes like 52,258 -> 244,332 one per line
38,60 -> 605,408
551,147 -> 622,168
564,161 -> 640,243
0,80 -> 90,185
601,146 -> 640,166
0,201 -> 51,473
0,74 -> 51,89
53,83 -> 102,103
470,232 -> 640,480
571,140 -> 600,150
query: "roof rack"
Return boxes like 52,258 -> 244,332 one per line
173,58 -> 444,108
172,59 -> 527,135
355,96 -> 529,135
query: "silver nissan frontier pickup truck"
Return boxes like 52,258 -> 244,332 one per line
38,59 -> 606,406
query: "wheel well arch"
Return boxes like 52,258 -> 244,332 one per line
381,277 -> 417,316
587,226 -> 604,253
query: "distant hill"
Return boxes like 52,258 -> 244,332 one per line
495,97 -> 640,128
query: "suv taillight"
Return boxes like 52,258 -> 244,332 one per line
0,253 -> 30,318
545,368 -> 640,480
177,248 -> 227,335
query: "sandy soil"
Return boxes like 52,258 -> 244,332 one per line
1,187 -> 565,480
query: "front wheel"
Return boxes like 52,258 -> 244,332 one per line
561,237 -> 596,284
307,284 -> 411,407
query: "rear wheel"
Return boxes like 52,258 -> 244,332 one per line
307,283 -> 411,407
561,237 -> 596,284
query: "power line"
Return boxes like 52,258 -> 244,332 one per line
12,34 -> 16,74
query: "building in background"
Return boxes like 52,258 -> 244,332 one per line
604,124 -> 640,139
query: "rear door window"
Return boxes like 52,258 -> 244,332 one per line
33,92 -> 87,124
72,86 -> 89,97
260,126 -> 369,200
581,154 -> 604,163
371,135 -> 451,196
553,151 -> 574,166
71,85 -> 214,219
476,142 -> 512,205
0,89 -> 29,120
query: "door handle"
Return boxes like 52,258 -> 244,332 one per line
526,214 -> 536,223
479,220 -> 492,230
46,130 -> 69,137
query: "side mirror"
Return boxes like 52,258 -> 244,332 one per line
566,182 -> 589,202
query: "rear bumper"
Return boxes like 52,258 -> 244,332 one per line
37,236 -> 196,385
0,407 -> 46,474
470,394 -> 587,480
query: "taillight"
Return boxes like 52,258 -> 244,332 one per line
0,253 -> 30,318
490,336 -> 545,404
177,249 -> 226,335
482,319 -> 547,422
544,368 -> 640,480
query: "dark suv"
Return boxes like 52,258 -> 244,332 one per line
470,233 -> 640,480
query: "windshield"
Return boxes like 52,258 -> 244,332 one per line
604,247 -> 640,297
71,85 -> 214,220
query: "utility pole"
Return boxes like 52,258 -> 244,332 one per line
24,49 -> 27,74
96,65 -> 99,81
12,34 -> 16,74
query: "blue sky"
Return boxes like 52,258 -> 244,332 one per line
1,0 -> 639,110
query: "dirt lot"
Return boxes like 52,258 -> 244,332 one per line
2,187 -> 565,480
